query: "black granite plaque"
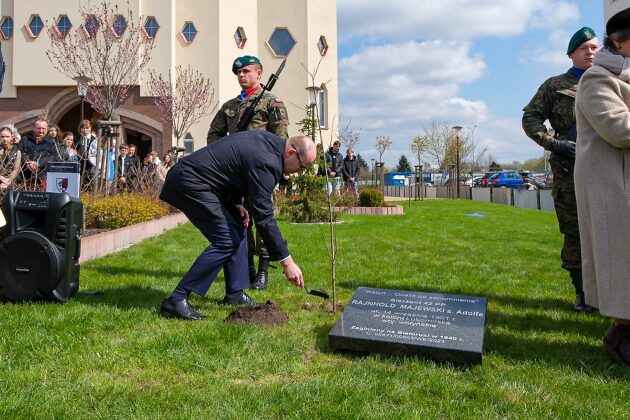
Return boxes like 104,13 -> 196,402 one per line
328,287 -> 487,364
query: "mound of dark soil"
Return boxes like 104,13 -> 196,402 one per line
224,300 -> 288,326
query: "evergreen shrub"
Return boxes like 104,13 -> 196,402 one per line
359,188 -> 384,207
276,175 -> 340,223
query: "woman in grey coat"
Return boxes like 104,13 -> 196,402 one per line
575,8 -> 630,367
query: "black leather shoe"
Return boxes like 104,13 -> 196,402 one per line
159,298 -> 206,320
603,324 -> 630,367
574,292 -> 596,313
222,292 -> 262,308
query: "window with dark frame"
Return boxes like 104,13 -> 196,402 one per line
267,27 -> 296,57
317,35 -> 328,56
318,88 -> 328,128
143,16 -> 160,39
234,26 -> 247,49
0,17 -> 13,40
54,15 -> 72,38
181,21 -> 197,44
112,14 -> 127,38
83,14 -> 99,39
26,14 -> 44,38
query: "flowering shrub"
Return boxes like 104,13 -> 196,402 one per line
83,193 -> 169,229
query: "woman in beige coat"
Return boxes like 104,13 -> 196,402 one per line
575,8 -> 630,367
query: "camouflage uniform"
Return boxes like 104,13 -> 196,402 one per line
206,87 -> 289,143
206,86 -> 289,276
522,69 -> 581,285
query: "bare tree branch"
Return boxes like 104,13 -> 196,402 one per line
46,0 -> 156,120
148,65 -> 217,147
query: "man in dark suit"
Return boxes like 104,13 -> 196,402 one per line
158,131 -> 316,320
115,144 -> 136,191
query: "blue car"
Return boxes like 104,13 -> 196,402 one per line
488,171 -> 524,189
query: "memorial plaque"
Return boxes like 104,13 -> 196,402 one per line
328,287 -> 487,364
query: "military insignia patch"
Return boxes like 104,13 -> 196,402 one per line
235,60 -> 242,67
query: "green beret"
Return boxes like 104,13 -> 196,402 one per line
607,8 -> 630,37
567,27 -> 597,54
232,55 -> 262,74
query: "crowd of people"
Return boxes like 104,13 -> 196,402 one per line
0,118 -> 173,194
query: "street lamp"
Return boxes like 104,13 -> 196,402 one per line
73,75 -> 92,122
370,158 -> 375,187
452,125 -> 463,198
415,164 -> 423,201
470,125 -> 477,175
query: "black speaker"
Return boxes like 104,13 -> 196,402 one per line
0,190 -> 83,302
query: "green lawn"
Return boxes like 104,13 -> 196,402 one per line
1,199 -> 629,419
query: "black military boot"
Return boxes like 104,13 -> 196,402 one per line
574,291 -> 595,313
250,256 -> 270,290
569,269 -> 595,313
248,255 -> 256,285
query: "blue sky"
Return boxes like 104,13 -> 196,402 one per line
337,0 -> 606,168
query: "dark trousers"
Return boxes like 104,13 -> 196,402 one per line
177,214 -> 249,299
550,162 -> 580,271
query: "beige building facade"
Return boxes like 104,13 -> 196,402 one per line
0,0 -> 338,157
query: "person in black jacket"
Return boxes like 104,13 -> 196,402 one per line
158,131 -> 316,320
115,144 -> 138,191
18,118 -> 61,191
342,147 -> 360,196
325,140 -> 343,195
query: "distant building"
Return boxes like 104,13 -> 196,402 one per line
0,0 -> 338,157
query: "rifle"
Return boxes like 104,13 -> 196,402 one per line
236,58 -> 287,132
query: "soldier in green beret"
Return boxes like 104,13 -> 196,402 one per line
207,55 -> 289,141
207,55 -> 289,290
522,27 -> 599,312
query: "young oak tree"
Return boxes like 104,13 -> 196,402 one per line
375,135 -> 392,163
410,135 -> 428,166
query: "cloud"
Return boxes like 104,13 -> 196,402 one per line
477,117 -> 543,164
338,0 -> 579,42
336,0 -> 584,167
339,41 -> 491,163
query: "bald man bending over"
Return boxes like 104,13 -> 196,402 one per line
158,132 -> 316,320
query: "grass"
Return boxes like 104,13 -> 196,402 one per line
1,199 -> 629,419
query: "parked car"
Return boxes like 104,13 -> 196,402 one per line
488,171 -> 525,189
443,178 -> 465,186
522,173 -> 547,189
476,172 -> 495,187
